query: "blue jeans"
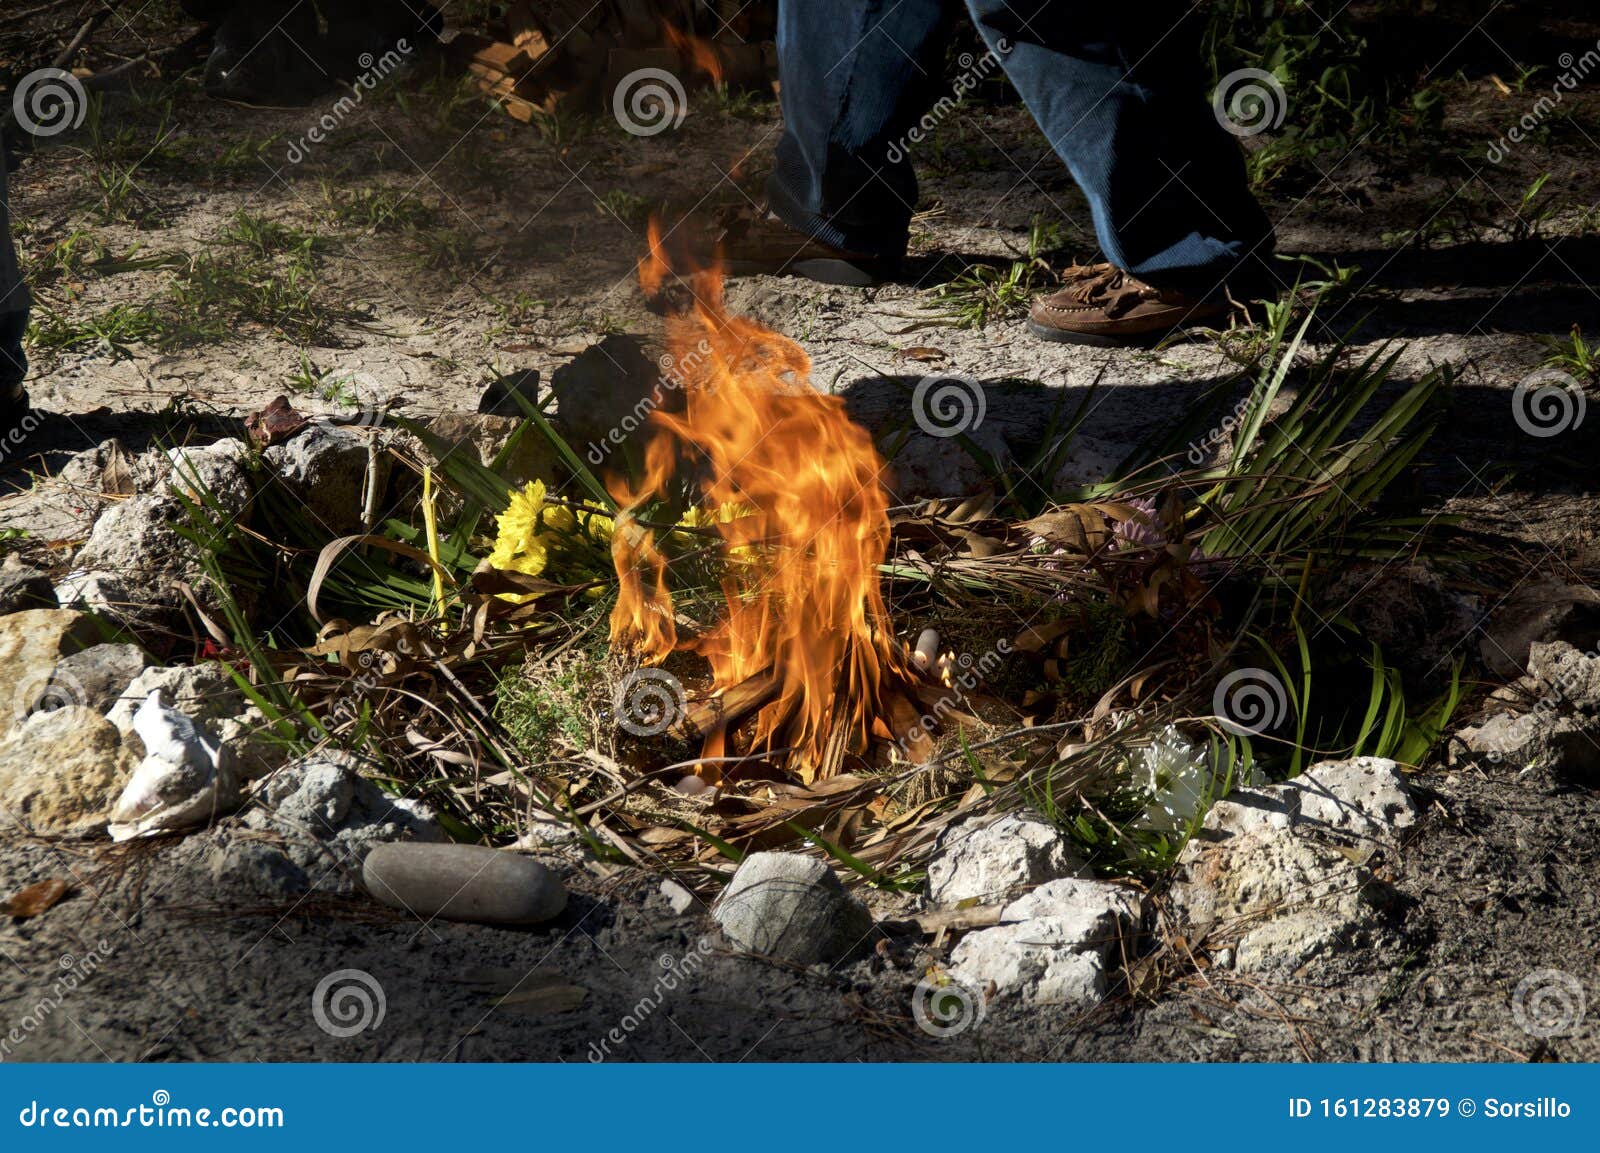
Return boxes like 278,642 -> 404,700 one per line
1,138 -> 26,396
766,0 -> 1272,291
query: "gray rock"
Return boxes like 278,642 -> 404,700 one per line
107,663 -> 245,750
164,440 -> 254,507
363,842 -> 567,925
926,812 -> 1086,907
52,571 -> 136,623
713,852 -> 873,966
1454,709 -> 1600,782
1170,758 -> 1417,973
43,643 -> 151,714
1201,756 -> 1419,842
263,424 -> 383,536
950,878 -> 1142,1006
0,561 -> 56,615
244,754 -> 444,892
1525,640 -> 1600,712
73,441 -> 256,628
207,840 -> 309,901
1479,578 -> 1600,678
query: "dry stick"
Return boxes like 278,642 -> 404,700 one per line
670,669 -> 781,740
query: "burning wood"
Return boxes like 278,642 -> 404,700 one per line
608,223 -> 925,781
450,2 -> 777,125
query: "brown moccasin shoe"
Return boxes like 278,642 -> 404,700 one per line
1027,265 -> 1227,346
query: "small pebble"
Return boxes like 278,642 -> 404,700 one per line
363,843 -> 566,925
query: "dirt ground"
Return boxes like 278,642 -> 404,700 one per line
2,4 -> 1599,1062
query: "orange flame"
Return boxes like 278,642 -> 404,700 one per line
663,21 -> 725,88
609,221 -> 910,779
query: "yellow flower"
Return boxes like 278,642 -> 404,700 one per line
488,481 -> 552,600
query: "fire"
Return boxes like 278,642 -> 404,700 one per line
609,222 -> 912,779
662,22 -> 725,88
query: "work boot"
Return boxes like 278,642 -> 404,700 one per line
1027,264 -> 1229,346
714,207 -> 895,287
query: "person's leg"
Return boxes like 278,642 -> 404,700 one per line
966,0 -> 1272,292
0,137 -> 28,419
765,0 -> 958,263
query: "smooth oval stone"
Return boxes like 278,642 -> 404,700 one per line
362,843 -> 567,925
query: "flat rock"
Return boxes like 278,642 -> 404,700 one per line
926,811 -> 1086,907
950,878 -> 1141,1006
713,851 -> 872,966
363,842 -> 567,925
0,706 -> 133,837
